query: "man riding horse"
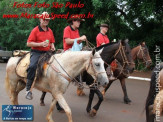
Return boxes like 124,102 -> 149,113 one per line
26,12 -> 55,100
96,23 -> 116,80
63,15 -> 87,51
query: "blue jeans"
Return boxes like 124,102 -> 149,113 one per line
26,50 -> 46,91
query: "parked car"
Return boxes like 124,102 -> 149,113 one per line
0,46 -> 13,62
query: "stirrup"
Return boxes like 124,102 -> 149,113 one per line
26,91 -> 33,100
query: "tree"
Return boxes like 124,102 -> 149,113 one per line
0,0 -> 162,61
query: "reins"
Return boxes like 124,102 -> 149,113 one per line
48,55 -> 76,82
85,39 -> 95,49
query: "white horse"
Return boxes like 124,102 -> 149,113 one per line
5,50 -> 108,122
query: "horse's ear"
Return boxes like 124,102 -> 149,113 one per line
98,47 -> 104,54
118,40 -> 122,45
92,48 -> 96,56
121,39 -> 128,45
125,39 -> 129,43
140,41 -> 146,46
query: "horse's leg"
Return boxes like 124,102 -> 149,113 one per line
10,81 -> 25,105
101,80 -> 114,97
46,99 -> 57,122
56,93 -> 73,122
10,87 -> 18,105
77,87 -> 85,96
119,78 -> 131,104
86,89 -> 95,113
40,92 -> 46,106
90,89 -> 103,117
14,80 -> 26,105
76,74 -> 85,96
9,80 -> 25,105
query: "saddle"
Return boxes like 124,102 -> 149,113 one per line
16,51 -> 54,79
16,53 -> 30,78
13,50 -> 29,57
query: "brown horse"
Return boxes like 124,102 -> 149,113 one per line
132,42 -> 152,69
5,50 -> 108,122
146,63 -> 163,122
101,42 -> 152,104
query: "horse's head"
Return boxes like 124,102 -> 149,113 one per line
115,39 -> 135,74
137,42 -> 152,68
85,49 -> 108,87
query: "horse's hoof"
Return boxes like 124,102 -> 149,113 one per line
124,98 -> 132,104
89,109 -> 97,117
46,117 -> 54,122
77,89 -> 82,96
77,89 -> 85,96
80,91 -> 86,96
40,102 -> 45,106
86,107 -> 91,113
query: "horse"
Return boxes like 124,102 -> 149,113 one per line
145,62 -> 163,122
102,41 -> 152,104
40,39 -> 135,116
132,41 -> 152,69
5,50 -> 109,122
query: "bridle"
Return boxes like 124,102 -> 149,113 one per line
104,42 -> 135,78
136,45 -> 152,68
85,55 -> 106,88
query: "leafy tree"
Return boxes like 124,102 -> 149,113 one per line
0,0 -> 162,62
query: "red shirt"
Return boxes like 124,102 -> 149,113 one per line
27,25 -> 55,51
96,33 -> 110,47
63,26 -> 80,51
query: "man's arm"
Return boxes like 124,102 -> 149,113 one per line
50,43 -> 55,51
65,35 -> 87,44
27,41 -> 48,47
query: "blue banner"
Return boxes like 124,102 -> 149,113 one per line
2,105 -> 33,121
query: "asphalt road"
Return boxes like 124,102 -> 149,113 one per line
0,62 -> 162,122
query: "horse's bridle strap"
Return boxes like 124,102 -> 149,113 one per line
137,45 -> 152,65
85,56 -> 107,88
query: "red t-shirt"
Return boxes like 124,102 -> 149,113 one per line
27,25 -> 55,51
63,26 -> 80,51
96,33 -> 110,47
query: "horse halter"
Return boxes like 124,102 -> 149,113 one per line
86,55 -> 106,88
137,45 -> 152,67
113,42 -> 135,76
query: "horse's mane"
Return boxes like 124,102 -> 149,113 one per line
95,41 -> 118,51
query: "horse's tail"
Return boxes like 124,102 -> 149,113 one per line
145,63 -> 163,122
5,72 -> 11,97
145,68 -> 157,122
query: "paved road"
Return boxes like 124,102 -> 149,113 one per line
0,62 -> 162,122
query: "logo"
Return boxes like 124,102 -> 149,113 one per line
2,105 -> 33,121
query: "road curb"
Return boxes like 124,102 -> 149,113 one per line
128,76 -> 150,81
